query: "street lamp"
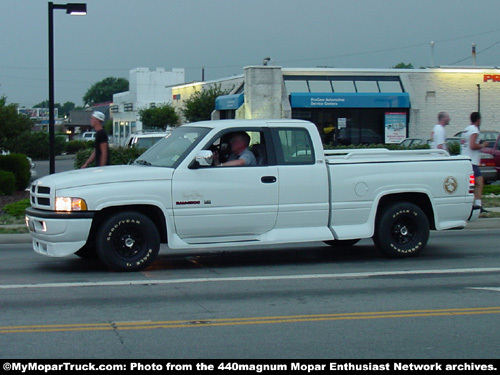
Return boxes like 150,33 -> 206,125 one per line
48,2 -> 87,174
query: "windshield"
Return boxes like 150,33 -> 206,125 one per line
134,126 -> 210,168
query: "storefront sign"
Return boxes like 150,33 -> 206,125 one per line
384,112 -> 407,144
290,93 -> 410,108
483,74 -> 500,82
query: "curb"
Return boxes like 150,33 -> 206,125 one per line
1,218 -> 499,245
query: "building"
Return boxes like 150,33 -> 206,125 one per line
112,67 -> 185,146
173,66 -> 500,145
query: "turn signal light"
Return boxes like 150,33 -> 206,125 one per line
469,173 -> 475,194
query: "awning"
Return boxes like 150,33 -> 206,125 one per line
290,92 -> 410,108
215,93 -> 244,110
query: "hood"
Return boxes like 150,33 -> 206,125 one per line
33,165 -> 174,191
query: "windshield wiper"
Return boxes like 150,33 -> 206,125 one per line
135,159 -> 152,166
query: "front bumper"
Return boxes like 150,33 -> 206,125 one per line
25,208 -> 94,257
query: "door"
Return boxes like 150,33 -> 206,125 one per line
172,128 -> 279,243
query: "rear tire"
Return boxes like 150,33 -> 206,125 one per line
373,202 -> 429,258
96,211 -> 160,272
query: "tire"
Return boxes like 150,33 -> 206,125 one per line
373,202 -> 429,258
96,211 -> 160,272
324,239 -> 360,247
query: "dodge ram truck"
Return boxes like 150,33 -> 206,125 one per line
26,119 -> 479,271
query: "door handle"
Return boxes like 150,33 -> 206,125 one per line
261,176 -> 277,183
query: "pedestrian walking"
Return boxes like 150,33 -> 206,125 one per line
431,112 -> 450,150
81,111 -> 110,168
460,112 -> 488,213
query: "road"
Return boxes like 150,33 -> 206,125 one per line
1,226 -> 499,359
32,157 -> 76,179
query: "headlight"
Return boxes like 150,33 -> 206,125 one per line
55,197 -> 88,212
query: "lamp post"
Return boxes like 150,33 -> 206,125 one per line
48,2 -> 87,174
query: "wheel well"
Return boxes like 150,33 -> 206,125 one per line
377,193 -> 436,230
88,205 -> 168,245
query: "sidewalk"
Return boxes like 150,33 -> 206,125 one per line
1,217 -> 499,245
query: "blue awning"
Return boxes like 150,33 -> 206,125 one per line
290,92 -> 410,108
215,93 -> 244,110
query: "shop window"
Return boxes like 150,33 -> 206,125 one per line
355,81 -> 379,93
308,80 -> 333,93
285,80 -> 309,95
378,81 -> 403,93
332,80 -> 356,93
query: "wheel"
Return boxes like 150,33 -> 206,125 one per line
96,211 -> 160,272
324,239 -> 360,247
373,202 -> 429,258
75,242 -> 97,259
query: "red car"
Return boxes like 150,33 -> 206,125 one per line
482,134 -> 500,180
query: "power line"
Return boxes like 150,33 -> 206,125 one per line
449,41 -> 500,65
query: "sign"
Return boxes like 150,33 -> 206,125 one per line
290,93 -> 410,109
384,112 -> 407,144
338,118 -> 347,129
483,74 -> 500,82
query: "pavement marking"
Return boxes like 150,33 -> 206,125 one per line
469,287 -> 500,293
2,307 -> 500,334
1,267 -> 500,290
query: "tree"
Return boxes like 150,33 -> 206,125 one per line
181,84 -> 231,123
139,104 -> 179,130
83,77 -> 129,106
392,62 -> 414,69
0,97 -> 33,151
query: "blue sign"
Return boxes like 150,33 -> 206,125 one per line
290,93 -> 410,108
215,93 -> 244,110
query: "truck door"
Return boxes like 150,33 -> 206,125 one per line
271,127 -> 329,229
171,128 -> 279,243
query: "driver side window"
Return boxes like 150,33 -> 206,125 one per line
204,129 -> 269,166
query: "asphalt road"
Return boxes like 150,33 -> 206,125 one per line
1,227 -> 499,359
32,157 -> 76,179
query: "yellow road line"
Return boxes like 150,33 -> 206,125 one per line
2,307 -> 500,334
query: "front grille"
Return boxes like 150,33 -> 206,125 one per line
30,184 -> 52,209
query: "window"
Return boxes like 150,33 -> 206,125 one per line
275,128 -> 315,165
285,80 -> 309,95
332,80 -> 356,93
355,81 -> 379,93
308,80 -> 333,93
378,81 -> 403,93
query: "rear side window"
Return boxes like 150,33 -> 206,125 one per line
274,128 -> 315,165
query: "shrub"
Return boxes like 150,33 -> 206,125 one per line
65,140 -> 88,154
483,185 -> 500,196
6,132 -> 65,160
0,153 -> 30,190
74,147 -> 144,169
0,170 -> 16,196
3,198 -> 30,217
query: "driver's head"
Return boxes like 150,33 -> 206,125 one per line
230,132 -> 250,153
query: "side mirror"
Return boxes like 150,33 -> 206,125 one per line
195,150 -> 213,167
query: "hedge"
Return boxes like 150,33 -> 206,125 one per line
0,170 -> 16,196
64,140 -> 89,154
0,154 -> 30,190
2,198 -> 31,217
5,132 -> 66,160
74,147 -> 145,169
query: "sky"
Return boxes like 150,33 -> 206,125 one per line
1,0 -> 500,108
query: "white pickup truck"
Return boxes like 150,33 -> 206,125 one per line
26,119 -> 479,271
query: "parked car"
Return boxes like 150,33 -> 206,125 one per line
453,130 -> 499,142
81,132 -> 96,142
482,134 -> 500,180
399,138 -> 424,148
447,137 -> 497,183
124,132 -> 171,149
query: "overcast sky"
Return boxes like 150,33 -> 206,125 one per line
1,0 -> 500,108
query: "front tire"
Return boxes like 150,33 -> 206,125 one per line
96,211 -> 160,272
373,202 -> 429,258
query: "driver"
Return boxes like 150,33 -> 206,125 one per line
215,132 -> 256,167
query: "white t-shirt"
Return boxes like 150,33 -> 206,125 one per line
431,124 -> 446,150
460,124 -> 481,165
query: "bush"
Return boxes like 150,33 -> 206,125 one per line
0,153 -> 30,190
6,132 -> 66,160
65,140 -> 88,154
3,198 -> 30,217
483,185 -> 500,196
0,170 -> 16,196
74,147 -> 144,169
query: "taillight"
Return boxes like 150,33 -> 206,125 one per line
469,173 -> 475,194
480,158 -> 495,167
